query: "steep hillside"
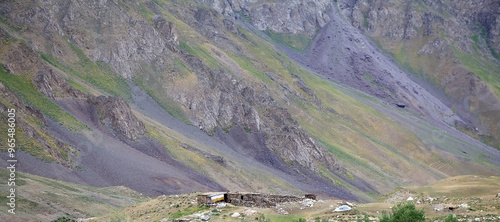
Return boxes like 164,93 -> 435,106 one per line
0,0 -> 359,198
192,0 -> 500,193
0,0 -> 500,220
339,0 -> 500,148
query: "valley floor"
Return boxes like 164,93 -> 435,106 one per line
93,175 -> 500,222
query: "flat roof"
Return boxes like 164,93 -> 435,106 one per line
198,192 -> 226,197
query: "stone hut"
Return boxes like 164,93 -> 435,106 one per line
197,192 -> 225,205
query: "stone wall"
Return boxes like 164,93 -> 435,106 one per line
198,192 -> 316,208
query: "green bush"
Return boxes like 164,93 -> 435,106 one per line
379,202 -> 425,222
52,216 -> 75,222
357,214 -> 370,222
444,214 -> 458,222
258,214 -> 272,222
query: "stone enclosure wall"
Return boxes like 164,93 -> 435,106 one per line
198,192 -> 316,208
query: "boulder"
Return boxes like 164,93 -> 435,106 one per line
301,199 -> 314,208
333,205 -> 352,212
231,212 -> 240,218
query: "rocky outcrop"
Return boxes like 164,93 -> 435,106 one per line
0,27 -> 46,79
34,70 -> 87,99
176,53 -> 333,171
446,0 -> 500,55
153,15 -> 179,51
291,73 -> 321,108
0,26 -> 86,100
195,0 -> 332,36
1,0 -> 176,79
243,0 -> 332,36
90,96 -> 146,141
261,107 -> 335,171
341,0 -> 499,55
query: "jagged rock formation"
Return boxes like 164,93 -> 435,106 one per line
175,45 -> 334,172
90,95 -> 146,141
35,70 -> 87,99
152,15 -> 179,51
195,0 -> 332,36
344,0 -> 500,54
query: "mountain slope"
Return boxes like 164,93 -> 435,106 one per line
0,1 -> 500,220
0,0 -> 358,199
193,0 -> 500,193
339,0 -> 500,148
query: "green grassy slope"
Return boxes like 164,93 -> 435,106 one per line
0,66 -> 85,131
0,168 -> 148,221
407,175 -> 500,199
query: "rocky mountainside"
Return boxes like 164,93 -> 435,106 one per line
0,0 -> 500,220
194,0 -> 500,191
339,0 -> 500,148
0,0 -> 354,201
195,0 -> 332,36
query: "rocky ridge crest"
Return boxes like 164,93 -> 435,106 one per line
195,0 -> 332,36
